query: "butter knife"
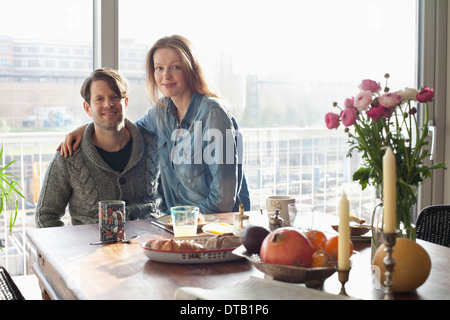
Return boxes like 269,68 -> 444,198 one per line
151,220 -> 174,234
90,235 -> 139,245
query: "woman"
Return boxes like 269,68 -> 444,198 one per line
60,35 -> 250,214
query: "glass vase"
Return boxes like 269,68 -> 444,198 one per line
370,202 -> 384,260
370,200 -> 416,261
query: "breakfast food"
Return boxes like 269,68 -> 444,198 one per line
149,238 -> 204,251
349,215 -> 366,224
147,234 -> 241,253
205,234 -> 242,250
197,212 -> 205,224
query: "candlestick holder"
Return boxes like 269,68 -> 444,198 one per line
337,267 -> 350,296
382,232 -> 397,300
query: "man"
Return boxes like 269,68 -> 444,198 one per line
35,68 -> 163,227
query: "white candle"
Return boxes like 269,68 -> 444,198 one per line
383,147 -> 396,233
338,192 -> 350,270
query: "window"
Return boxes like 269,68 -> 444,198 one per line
119,0 -> 418,215
0,0 -> 93,131
0,0 -> 93,275
3,0 -> 440,278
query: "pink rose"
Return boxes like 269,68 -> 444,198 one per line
325,112 -> 340,129
416,87 -> 434,102
354,91 -> 373,111
367,105 -> 389,121
344,97 -> 354,108
378,92 -> 402,108
359,79 -> 381,93
340,107 -> 357,127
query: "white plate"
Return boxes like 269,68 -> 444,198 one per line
202,222 -> 233,235
157,214 -> 218,228
142,236 -> 242,264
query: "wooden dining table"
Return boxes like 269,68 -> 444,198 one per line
26,211 -> 450,300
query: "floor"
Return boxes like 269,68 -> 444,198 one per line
12,274 -> 42,300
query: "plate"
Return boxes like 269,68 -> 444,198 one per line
157,214 -> 218,228
202,222 -> 233,235
142,236 -> 242,264
232,245 -> 336,287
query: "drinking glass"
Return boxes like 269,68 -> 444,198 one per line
170,206 -> 199,237
288,203 -> 314,230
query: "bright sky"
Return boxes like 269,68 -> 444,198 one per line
1,0 -> 417,85
122,0 -> 417,85
0,0 -> 91,41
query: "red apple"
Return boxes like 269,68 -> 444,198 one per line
260,227 -> 314,267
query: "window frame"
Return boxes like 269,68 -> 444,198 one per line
418,0 -> 448,208
94,0 -> 448,210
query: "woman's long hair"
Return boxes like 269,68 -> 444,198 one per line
145,35 -> 218,105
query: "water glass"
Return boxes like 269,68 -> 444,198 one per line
170,206 -> 199,237
288,203 -> 314,230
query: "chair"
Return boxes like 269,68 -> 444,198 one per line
416,205 -> 450,247
0,266 -> 25,300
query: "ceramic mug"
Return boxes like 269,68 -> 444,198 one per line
266,195 -> 295,226
99,200 -> 126,241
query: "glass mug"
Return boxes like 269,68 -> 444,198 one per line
170,205 -> 199,237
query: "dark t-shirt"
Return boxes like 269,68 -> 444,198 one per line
96,137 -> 133,172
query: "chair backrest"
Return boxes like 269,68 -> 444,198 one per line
0,266 -> 25,300
416,205 -> 450,247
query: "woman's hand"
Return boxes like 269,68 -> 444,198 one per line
56,125 -> 87,157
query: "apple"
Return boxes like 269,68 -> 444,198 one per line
260,227 -> 314,267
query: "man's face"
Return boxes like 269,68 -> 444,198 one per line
83,80 -> 128,131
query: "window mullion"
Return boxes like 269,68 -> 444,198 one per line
93,0 -> 119,70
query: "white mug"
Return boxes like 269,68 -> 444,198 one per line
266,195 -> 295,226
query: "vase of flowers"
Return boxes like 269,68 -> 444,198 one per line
325,74 -> 445,248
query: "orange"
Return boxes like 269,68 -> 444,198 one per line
311,250 -> 336,268
324,235 -> 353,260
305,230 -> 327,251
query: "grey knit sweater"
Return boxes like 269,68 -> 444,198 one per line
35,119 -> 163,228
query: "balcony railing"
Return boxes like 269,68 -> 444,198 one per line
0,128 -> 376,276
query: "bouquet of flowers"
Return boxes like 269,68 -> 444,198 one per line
325,74 -> 445,232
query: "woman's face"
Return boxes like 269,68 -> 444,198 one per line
153,47 -> 192,102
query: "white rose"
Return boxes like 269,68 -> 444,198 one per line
398,87 -> 419,101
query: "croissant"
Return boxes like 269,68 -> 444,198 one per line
179,240 -> 204,251
150,238 -> 204,251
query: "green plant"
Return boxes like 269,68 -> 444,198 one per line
0,145 -> 25,234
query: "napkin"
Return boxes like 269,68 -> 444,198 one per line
174,276 -> 357,300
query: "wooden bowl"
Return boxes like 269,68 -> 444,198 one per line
331,224 -> 371,236
232,245 -> 336,287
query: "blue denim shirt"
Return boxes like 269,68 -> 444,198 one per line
136,93 -> 250,214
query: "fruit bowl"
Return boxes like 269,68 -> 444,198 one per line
331,224 -> 371,236
232,245 -> 336,287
